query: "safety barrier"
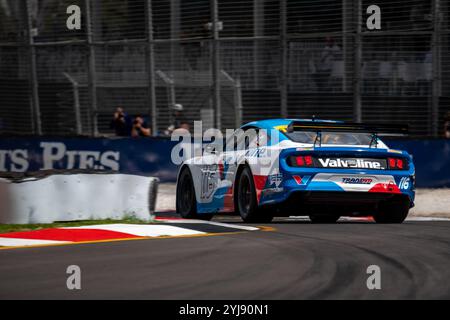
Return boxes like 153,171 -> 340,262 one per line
0,173 -> 159,224
1,137 -> 449,188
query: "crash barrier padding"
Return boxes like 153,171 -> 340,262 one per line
0,136 -> 449,188
0,173 -> 159,224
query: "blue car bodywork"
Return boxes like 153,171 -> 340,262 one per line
179,118 -> 415,220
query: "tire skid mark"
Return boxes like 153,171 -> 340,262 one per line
240,227 -> 431,299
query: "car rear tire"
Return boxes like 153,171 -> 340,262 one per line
373,199 -> 409,223
176,167 -> 213,220
309,214 -> 340,223
236,167 -> 273,223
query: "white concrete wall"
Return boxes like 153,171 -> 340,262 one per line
409,188 -> 450,217
0,174 -> 158,224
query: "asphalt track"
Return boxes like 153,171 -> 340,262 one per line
0,217 -> 449,299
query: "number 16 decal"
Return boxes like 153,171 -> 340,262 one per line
399,177 -> 410,190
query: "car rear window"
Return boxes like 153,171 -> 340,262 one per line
284,131 -> 373,145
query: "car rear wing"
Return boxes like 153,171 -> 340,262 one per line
286,121 -> 409,147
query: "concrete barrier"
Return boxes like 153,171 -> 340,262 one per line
0,173 -> 158,224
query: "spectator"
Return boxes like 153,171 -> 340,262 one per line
313,37 -> 341,92
110,107 -> 132,136
410,4 -> 430,31
165,104 -> 189,135
172,121 -> 191,135
444,112 -> 450,139
131,116 -> 151,137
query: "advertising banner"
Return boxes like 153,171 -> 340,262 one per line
1,137 -> 449,187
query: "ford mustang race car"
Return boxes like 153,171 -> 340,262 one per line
176,119 -> 415,223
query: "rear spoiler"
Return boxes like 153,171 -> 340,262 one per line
287,121 -> 408,135
286,121 -> 409,147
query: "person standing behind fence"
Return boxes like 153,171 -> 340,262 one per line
444,112 -> 450,139
131,116 -> 151,137
165,104 -> 189,136
111,107 -> 132,136
313,37 -> 341,92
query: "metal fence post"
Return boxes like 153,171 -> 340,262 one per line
156,70 -> 176,122
25,0 -> 41,135
342,0 -> 348,93
432,0 -> 441,137
63,73 -> 82,135
146,0 -> 157,136
280,0 -> 288,118
353,0 -> 362,123
253,0 -> 263,89
85,0 -> 98,136
235,77 -> 243,128
221,70 -> 242,128
170,0 -> 180,72
211,0 -> 221,130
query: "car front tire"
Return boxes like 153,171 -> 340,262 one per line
176,167 -> 213,220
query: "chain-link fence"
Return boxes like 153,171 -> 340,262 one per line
0,0 -> 449,136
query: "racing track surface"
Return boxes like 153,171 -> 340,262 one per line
0,217 -> 449,299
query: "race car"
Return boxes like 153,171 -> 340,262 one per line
176,119 -> 415,223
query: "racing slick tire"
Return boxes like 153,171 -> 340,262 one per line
176,167 -> 213,221
373,198 -> 409,224
309,214 -> 340,223
236,167 -> 274,223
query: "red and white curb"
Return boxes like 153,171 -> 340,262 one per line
1,216 -> 448,248
0,221 -> 259,248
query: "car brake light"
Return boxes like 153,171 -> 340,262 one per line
388,157 -> 405,170
305,155 -> 313,166
295,155 -> 313,167
388,158 -> 396,168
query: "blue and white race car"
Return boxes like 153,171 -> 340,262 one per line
176,119 -> 415,223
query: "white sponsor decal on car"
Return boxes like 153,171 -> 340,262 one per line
268,173 -> 283,187
318,158 -> 383,169
399,177 -> 410,190
341,177 -> 373,184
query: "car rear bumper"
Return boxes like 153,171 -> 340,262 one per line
259,170 -> 415,210
262,190 -> 411,217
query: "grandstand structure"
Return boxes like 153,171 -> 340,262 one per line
0,0 -> 449,136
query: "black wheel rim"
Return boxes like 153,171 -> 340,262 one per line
238,174 -> 252,214
180,174 -> 193,213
